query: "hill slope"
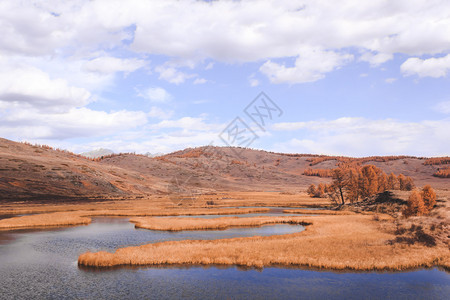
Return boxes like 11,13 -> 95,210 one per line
0,138 -> 448,202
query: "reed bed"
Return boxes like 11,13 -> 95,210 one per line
0,212 -> 91,230
78,214 -> 450,271
131,216 -> 309,231
283,209 -> 355,215
0,207 -> 269,230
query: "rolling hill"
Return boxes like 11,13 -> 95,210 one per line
0,138 -> 448,202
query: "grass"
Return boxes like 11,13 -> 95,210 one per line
283,209 -> 356,215
131,216 -> 309,231
78,214 -> 450,271
0,207 -> 269,230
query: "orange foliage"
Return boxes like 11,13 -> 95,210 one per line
421,185 -> 436,213
404,190 -> 427,217
303,168 -> 334,177
433,167 -> 450,178
423,157 -> 450,166
307,164 -> 416,204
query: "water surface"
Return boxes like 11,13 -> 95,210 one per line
0,215 -> 448,299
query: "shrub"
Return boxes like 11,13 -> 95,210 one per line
403,190 -> 426,217
421,185 -> 436,213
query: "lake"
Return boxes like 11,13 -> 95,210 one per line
0,214 -> 448,299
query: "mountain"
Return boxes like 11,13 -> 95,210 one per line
80,148 -> 114,158
0,138 -> 448,202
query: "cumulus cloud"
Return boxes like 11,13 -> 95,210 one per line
148,106 -> 174,119
260,48 -> 353,84
83,56 -> 147,74
271,117 -> 450,156
138,87 -> 172,102
155,65 -> 196,84
360,52 -> 393,67
401,54 -> 450,78
0,65 -> 91,111
0,105 -> 147,140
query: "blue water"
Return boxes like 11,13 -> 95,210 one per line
0,215 -> 448,299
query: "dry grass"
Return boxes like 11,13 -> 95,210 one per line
0,207 -> 269,230
131,216 -> 309,231
0,212 -> 91,230
78,214 -> 450,271
283,209 -> 356,215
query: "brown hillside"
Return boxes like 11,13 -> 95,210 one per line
0,138 -> 448,202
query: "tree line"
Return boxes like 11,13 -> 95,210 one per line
307,165 -> 415,204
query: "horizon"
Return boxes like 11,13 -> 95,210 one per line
5,137 -> 448,159
0,1 -> 449,157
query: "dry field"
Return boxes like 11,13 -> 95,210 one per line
131,216 -> 310,231
79,213 -> 449,271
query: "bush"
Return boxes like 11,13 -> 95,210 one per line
421,185 -> 436,213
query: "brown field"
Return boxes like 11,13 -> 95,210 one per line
131,216 -> 310,231
78,213 -> 450,270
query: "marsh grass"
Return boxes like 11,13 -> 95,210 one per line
131,216 -> 309,231
0,207 -> 269,230
78,214 -> 450,270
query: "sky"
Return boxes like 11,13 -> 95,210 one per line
0,0 -> 449,157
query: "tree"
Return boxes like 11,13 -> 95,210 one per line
378,172 -> 389,193
331,168 -> 347,205
398,174 -> 407,190
404,190 -> 426,217
404,176 -> 415,191
360,165 -> 378,198
345,168 -> 361,203
387,173 -> 398,190
316,183 -> 326,198
306,184 -> 317,197
421,185 -> 436,213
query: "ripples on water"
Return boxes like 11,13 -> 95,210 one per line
0,214 -> 449,299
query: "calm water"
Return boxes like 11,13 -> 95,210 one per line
0,215 -> 448,299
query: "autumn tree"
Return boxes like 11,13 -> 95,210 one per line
404,176 -> 415,191
360,165 -> 379,198
345,168 -> 361,203
306,184 -> 317,197
330,168 -> 347,205
378,172 -> 389,193
387,172 -> 398,190
404,190 -> 426,217
421,185 -> 436,213
307,183 -> 326,198
398,174 -> 407,190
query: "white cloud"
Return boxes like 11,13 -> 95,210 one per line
385,77 -> 397,84
148,106 -> 174,119
138,87 -> 172,102
271,117 -> 450,156
0,64 -> 91,111
205,62 -> 214,70
83,56 -> 147,74
360,52 -> 393,67
193,78 -> 207,84
433,101 -> 450,114
249,78 -> 260,87
150,116 -> 220,131
0,105 -> 147,140
260,47 -> 353,84
155,65 -> 195,84
401,54 -> 450,78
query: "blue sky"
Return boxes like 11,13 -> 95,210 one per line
0,0 -> 449,156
